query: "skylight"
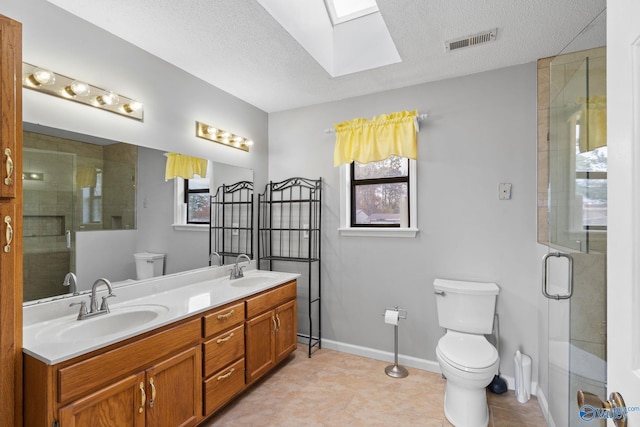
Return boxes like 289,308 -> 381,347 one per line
325,0 -> 379,25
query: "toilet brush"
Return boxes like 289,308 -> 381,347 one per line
488,314 -> 508,394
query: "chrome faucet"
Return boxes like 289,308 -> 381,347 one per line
229,254 -> 251,279
63,272 -> 79,296
210,251 -> 222,266
70,278 -> 116,320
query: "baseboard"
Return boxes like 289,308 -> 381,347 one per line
534,387 -> 553,427
320,338 -> 442,374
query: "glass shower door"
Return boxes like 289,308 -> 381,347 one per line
23,147 -> 77,300
546,49 -> 607,427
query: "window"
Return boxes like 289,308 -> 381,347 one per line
575,145 -> 607,230
82,169 -> 102,224
324,0 -> 379,25
339,157 -> 417,237
184,174 -> 210,224
350,156 -> 409,227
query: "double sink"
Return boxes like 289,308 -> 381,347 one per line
23,268 -> 297,364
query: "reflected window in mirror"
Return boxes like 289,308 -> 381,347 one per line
184,174 -> 210,224
82,169 -> 103,224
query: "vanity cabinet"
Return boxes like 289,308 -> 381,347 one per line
23,280 -> 298,426
245,281 -> 297,384
0,14 -> 22,427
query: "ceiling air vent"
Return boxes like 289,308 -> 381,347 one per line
445,28 -> 497,52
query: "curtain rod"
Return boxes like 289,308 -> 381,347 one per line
324,113 -> 428,135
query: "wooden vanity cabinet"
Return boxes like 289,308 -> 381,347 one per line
0,14 -> 22,427
23,280 -> 298,426
24,318 -> 203,427
245,281 -> 297,384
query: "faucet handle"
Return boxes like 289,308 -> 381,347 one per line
100,293 -> 116,312
70,301 -> 88,320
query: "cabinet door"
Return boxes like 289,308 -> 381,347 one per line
145,345 -> 201,427
59,372 -> 145,427
275,299 -> 297,362
0,15 -> 20,200
245,310 -> 276,384
0,14 -> 21,427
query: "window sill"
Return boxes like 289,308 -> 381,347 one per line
338,227 -> 419,238
172,223 -> 209,232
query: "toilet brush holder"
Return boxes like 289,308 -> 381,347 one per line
382,307 -> 408,378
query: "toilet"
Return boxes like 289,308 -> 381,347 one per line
434,278 -> 500,427
134,252 -> 165,280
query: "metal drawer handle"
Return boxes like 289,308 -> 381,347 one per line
4,148 -> 13,186
149,377 -> 156,408
138,382 -> 146,413
217,309 -> 235,320
4,216 -> 12,253
217,368 -> 235,381
216,332 -> 234,344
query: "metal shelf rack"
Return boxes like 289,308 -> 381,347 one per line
258,177 -> 322,357
209,181 -> 254,265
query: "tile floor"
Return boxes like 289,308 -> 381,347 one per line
202,347 -> 547,426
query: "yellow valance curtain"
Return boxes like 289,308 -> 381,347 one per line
577,96 -> 607,153
76,166 -> 97,188
165,153 -> 208,180
333,110 -> 418,167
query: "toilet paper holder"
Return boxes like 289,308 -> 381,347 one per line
382,306 -> 408,322
381,306 -> 408,378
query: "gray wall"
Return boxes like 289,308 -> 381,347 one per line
269,63 -> 540,382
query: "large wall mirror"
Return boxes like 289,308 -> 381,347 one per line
23,124 -> 253,302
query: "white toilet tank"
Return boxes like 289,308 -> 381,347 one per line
434,278 -> 499,334
134,252 -> 165,280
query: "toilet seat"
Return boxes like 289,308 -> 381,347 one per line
437,331 -> 498,373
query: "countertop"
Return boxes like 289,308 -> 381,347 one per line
23,266 -> 300,365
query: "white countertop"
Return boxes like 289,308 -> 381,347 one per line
23,265 -> 300,365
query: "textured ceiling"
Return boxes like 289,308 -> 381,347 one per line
47,0 -> 606,113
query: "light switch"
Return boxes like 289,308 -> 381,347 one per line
498,183 -> 512,200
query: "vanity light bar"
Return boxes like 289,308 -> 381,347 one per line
22,62 -> 144,121
195,121 -> 254,152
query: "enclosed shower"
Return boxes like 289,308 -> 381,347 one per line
539,13 -> 607,425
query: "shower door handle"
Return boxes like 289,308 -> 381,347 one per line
66,230 -> 71,249
542,252 -> 573,300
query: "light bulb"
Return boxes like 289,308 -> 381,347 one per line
123,101 -> 142,113
28,68 -> 55,86
245,139 -> 254,147
95,90 -> 119,106
64,81 -> 91,97
204,126 -> 218,135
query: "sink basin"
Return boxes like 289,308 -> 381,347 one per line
35,304 -> 170,343
225,272 -> 280,287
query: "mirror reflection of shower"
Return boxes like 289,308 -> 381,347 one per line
22,132 -> 137,301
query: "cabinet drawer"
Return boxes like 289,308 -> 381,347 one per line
203,302 -> 245,337
203,358 -> 245,416
203,324 -> 244,377
245,281 -> 296,318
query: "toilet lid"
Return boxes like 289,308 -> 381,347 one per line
437,331 -> 499,372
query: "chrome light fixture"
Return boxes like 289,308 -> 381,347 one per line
22,63 -> 144,121
196,121 -> 254,152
